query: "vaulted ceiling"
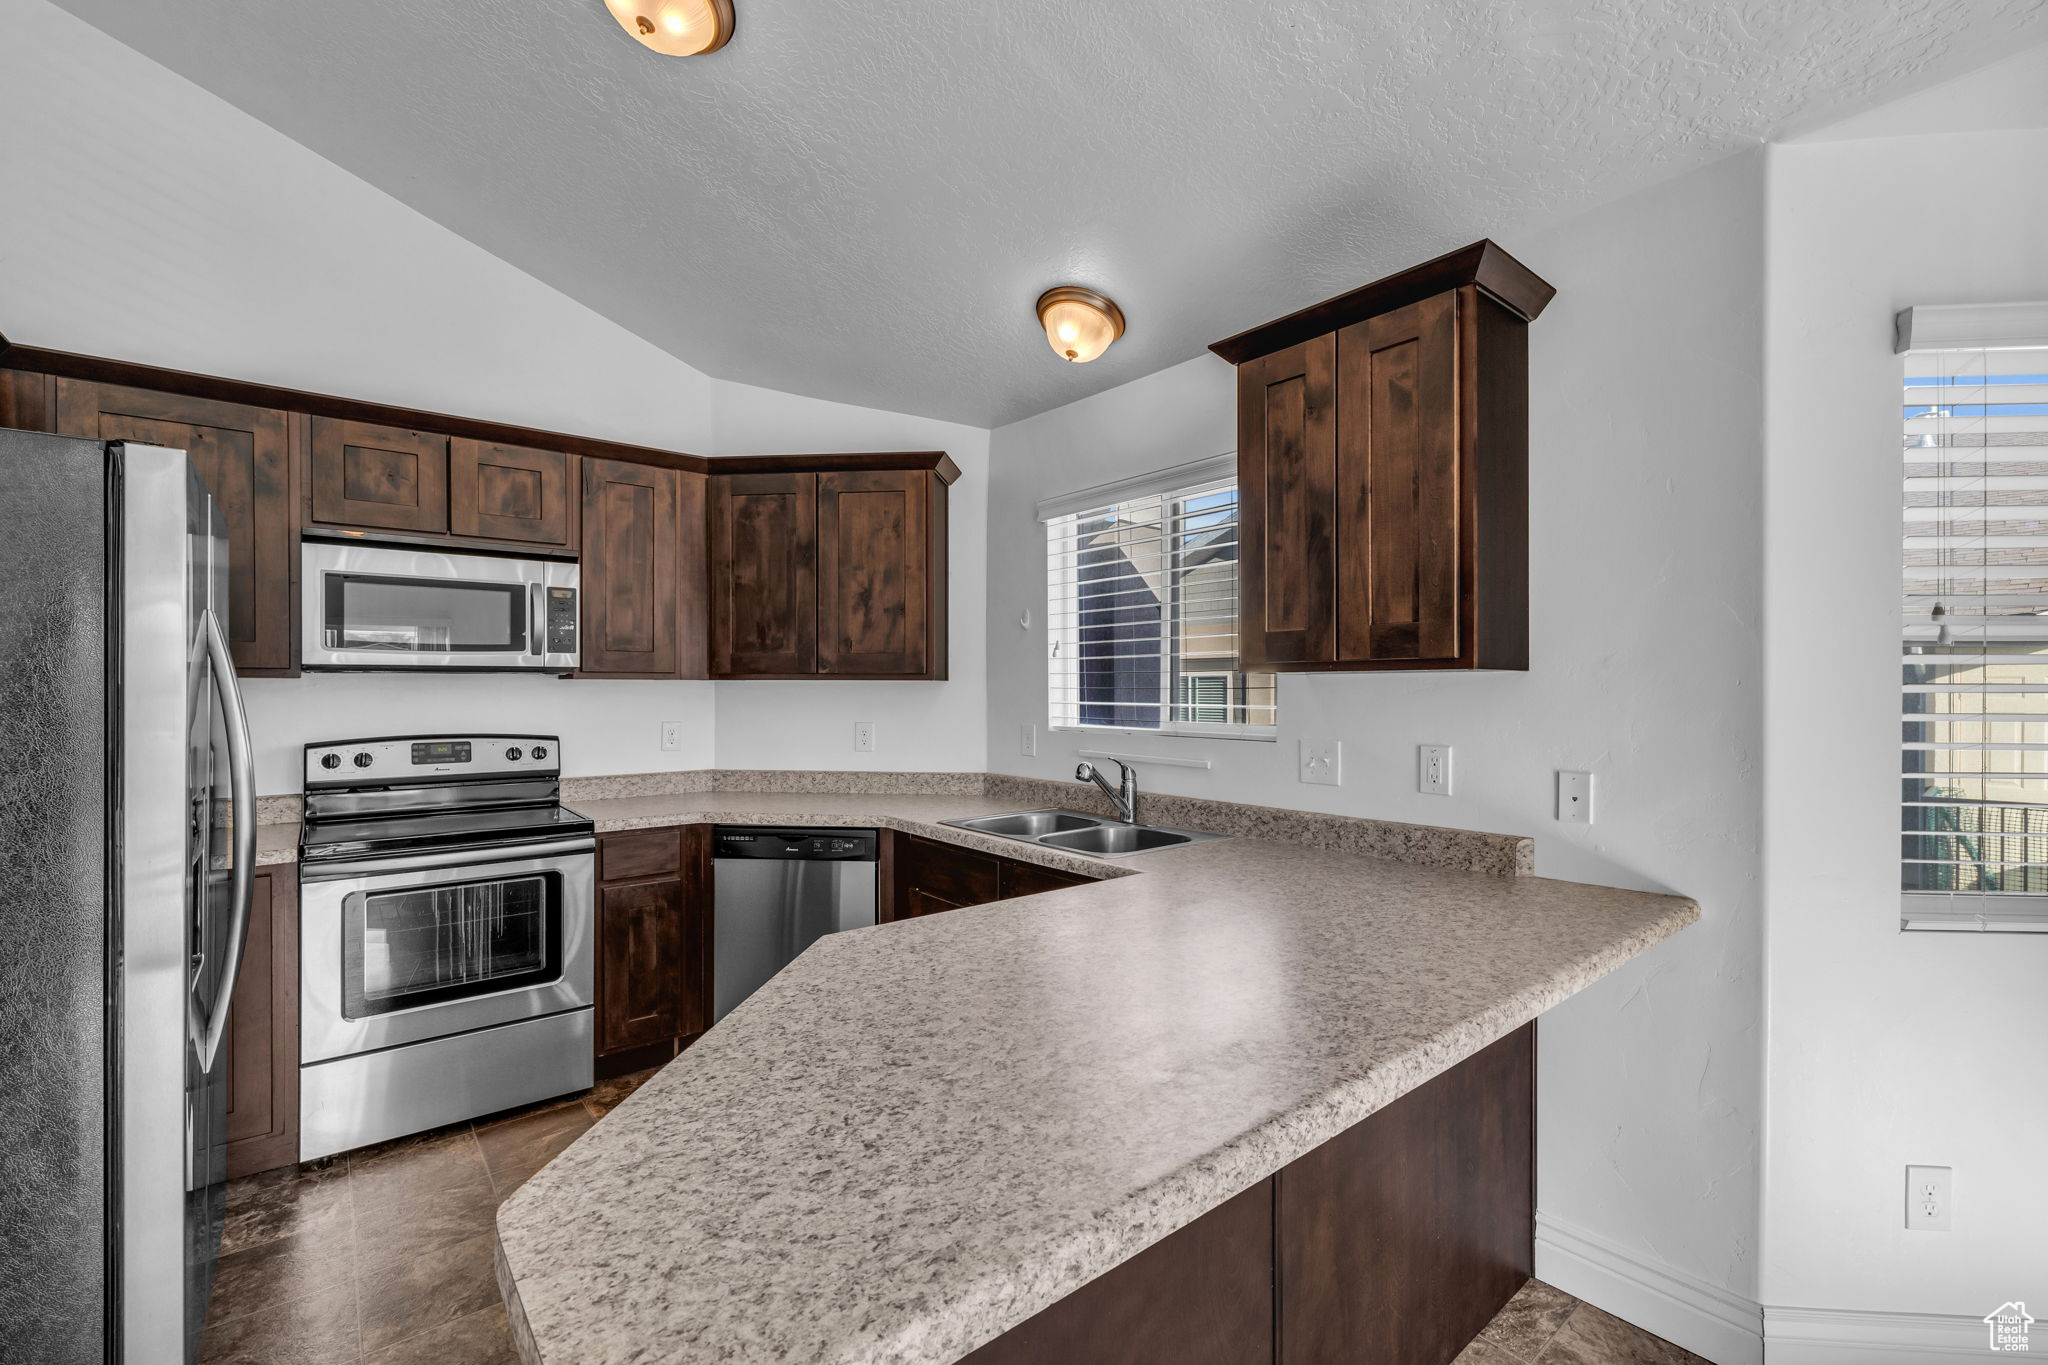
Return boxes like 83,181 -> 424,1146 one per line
50,0 -> 2048,426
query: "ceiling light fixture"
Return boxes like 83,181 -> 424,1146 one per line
1036,287 -> 1125,363
602,0 -> 735,56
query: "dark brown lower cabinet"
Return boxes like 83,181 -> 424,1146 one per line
224,865 -> 299,1179
964,1024 -> 1534,1365
888,834 -> 1096,920
594,827 -> 711,1078
962,1181 -> 1275,1365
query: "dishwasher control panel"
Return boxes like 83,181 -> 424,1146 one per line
712,827 -> 879,861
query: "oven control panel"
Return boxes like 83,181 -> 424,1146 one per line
304,734 -> 561,786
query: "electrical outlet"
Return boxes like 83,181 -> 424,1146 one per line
1558,771 -> 1594,824
1299,740 -> 1341,786
1419,745 -> 1452,796
1020,723 -> 1037,757
1906,1165 -> 1952,1231
854,721 -> 876,754
660,721 -> 682,753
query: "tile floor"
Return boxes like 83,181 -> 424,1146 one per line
199,1068 -> 655,1365
203,1067 -> 1705,1365
1452,1278 -> 1709,1365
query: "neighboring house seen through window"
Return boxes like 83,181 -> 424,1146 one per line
1901,332 -> 2048,930
1046,474 -> 1276,737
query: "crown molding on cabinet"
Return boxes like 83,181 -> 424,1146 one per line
0,331 -> 961,485
1207,239 -> 1555,365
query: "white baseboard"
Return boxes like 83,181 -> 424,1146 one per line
1764,1305 -> 2009,1364
1534,1212 -> 1763,1365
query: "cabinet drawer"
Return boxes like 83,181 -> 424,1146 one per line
600,828 -> 682,882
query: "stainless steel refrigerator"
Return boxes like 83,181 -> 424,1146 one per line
0,432 -> 256,1365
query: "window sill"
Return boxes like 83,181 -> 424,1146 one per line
1900,896 -> 2048,933
1049,724 -> 1277,743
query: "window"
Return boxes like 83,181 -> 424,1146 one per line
1900,321 -> 2048,931
1045,467 -> 1276,738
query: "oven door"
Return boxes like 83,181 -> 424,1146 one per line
300,840 -> 594,1063
300,540 -> 579,671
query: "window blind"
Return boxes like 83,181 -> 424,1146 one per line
1046,474 -> 1276,736
1901,337 -> 2048,931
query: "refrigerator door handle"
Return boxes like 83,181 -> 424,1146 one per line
198,609 -> 257,1071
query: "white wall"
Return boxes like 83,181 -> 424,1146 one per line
0,0 -> 723,792
708,379 -> 990,772
985,152 -> 1770,1359
1761,127 -> 2048,1351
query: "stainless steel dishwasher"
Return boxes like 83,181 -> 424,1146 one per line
711,827 -> 879,1022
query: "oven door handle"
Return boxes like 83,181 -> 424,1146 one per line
298,836 -> 596,881
199,608 -> 257,1071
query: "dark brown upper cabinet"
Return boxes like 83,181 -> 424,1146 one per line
710,472 -> 818,677
51,379 -> 296,675
580,456 -> 686,678
710,461 -> 950,681
1212,240 -> 1549,673
450,438 -> 576,547
308,417 -> 449,534
819,470 -> 936,676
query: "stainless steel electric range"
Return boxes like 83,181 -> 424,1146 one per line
296,734 -> 595,1160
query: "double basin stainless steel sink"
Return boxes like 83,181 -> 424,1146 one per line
940,808 -> 1225,859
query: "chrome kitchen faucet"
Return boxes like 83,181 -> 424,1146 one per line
1075,759 -> 1138,824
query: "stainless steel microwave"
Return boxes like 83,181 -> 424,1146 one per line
301,540 -> 579,671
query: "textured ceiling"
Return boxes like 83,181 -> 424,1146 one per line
47,0 -> 2048,427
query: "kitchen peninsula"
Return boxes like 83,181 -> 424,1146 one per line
490,786 -> 1697,1365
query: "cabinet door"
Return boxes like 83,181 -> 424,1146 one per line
224,866 -> 299,1179
1335,292 -> 1461,663
449,439 -> 574,546
710,472 -> 818,677
818,470 -> 927,676
1277,1024 -> 1531,1365
581,457 -> 680,677
54,380 -> 294,673
1236,336 -> 1337,666
596,878 -> 690,1054
897,836 -> 1001,918
999,859 -> 1092,900
309,417 -> 449,533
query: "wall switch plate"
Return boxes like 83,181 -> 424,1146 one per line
1299,740 -> 1341,786
1419,745 -> 1452,796
1557,771 -> 1594,823
853,721 -> 876,753
1906,1165 -> 1952,1231
660,721 -> 683,753
1020,723 -> 1037,757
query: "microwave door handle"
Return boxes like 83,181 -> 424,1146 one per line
198,609 -> 257,1071
529,581 -> 544,656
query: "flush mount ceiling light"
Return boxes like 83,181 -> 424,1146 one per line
602,0 -> 735,55
1036,287 -> 1125,364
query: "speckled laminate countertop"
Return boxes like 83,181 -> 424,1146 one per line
489,791 -> 1698,1365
